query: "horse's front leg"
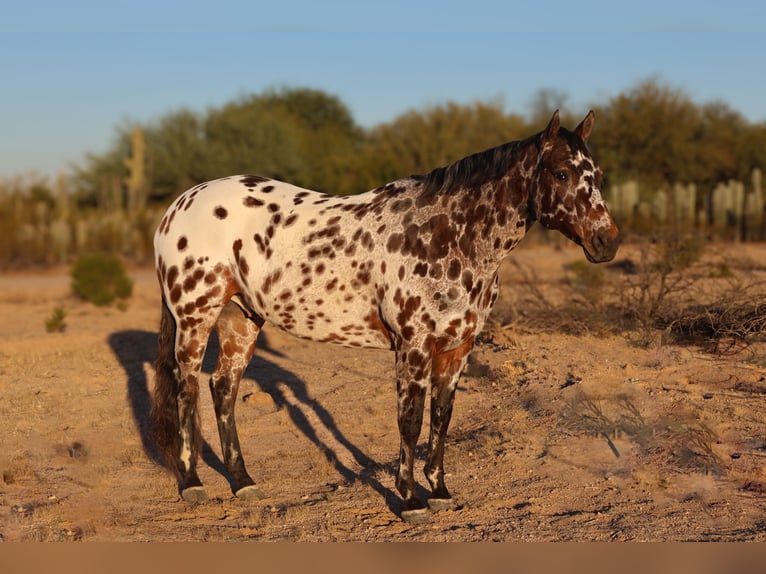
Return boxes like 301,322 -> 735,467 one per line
394,345 -> 431,524
424,337 -> 474,511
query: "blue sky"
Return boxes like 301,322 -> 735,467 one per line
2,1 -> 765,181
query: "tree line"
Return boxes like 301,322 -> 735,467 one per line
64,79 -> 766,208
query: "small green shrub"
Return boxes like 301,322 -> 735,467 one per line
45,306 -> 67,333
71,253 -> 133,306
709,263 -> 734,279
564,259 -> 605,293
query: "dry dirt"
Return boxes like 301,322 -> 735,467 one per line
1,243 -> 766,542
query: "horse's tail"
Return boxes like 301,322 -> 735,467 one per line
151,298 -> 181,476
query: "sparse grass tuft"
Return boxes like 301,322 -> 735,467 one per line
54,441 -> 90,461
3,455 -> 37,484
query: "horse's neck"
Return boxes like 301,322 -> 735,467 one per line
453,158 -> 534,268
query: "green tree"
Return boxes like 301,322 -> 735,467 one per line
353,101 -> 529,192
70,87 -> 363,204
144,108 -> 206,201
201,94 -> 305,183
529,87 -> 576,128
257,87 -> 363,194
196,87 -> 363,193
592,79 -> 766,194
593,79 -> 701,188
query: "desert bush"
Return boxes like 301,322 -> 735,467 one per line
496,233 -> 765,353
617,235 -> 766,350
70,253 -> 133,306
494,258 -> 621,337
663,283 -> 766,353
44,306 -> 67,333
562,390 -> 724,475
617,234 -> 705,346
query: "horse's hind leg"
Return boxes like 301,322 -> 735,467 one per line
173,317 -> 217,503
210,301 -> 263,499
424,337 -> 474,512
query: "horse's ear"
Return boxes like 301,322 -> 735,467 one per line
575,110 -> 595,142
542,110 -> 560,144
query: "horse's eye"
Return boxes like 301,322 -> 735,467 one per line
554,170 -> 568,182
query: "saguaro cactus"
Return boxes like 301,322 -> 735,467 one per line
124,127 -> 147,215
672,183 -> 696,230
745,167 -> 764,240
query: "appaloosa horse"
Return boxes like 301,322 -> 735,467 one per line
151,111 -> 619,523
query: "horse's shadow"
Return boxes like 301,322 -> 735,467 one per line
108,329 -> 402,513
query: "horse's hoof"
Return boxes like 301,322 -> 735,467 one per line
235,485 -> 266,500
400,507 -> 431,525
427,497 -> 455,512
181,486 -> 208,503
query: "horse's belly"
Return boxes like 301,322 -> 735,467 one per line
272,319 -> 392,349
253,281 -> 392,350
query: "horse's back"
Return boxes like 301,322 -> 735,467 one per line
153,175 -> 398,349
155,176 -> 315,246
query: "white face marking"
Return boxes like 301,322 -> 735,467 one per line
572,150 -> 609,214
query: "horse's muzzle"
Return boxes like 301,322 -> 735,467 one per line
583,225 -> 620,263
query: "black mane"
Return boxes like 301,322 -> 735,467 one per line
414,134 -> 537,197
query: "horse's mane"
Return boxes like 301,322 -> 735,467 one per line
414,134 -> 537,197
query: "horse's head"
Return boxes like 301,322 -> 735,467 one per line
529,110 -> 620,263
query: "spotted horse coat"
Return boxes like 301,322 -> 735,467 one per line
151,111 -> 620,523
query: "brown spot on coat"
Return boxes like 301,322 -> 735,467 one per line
462,269 -> 474,293
254,234 -> 266,252
396,295 -> 422,330
244,196 -> 265,208
170,285 -> 182,303
240,175 -> 270,187
167,265 -> 179,289
183,275 -> 197,292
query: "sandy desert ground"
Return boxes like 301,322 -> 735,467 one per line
1,242 -> 765,542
